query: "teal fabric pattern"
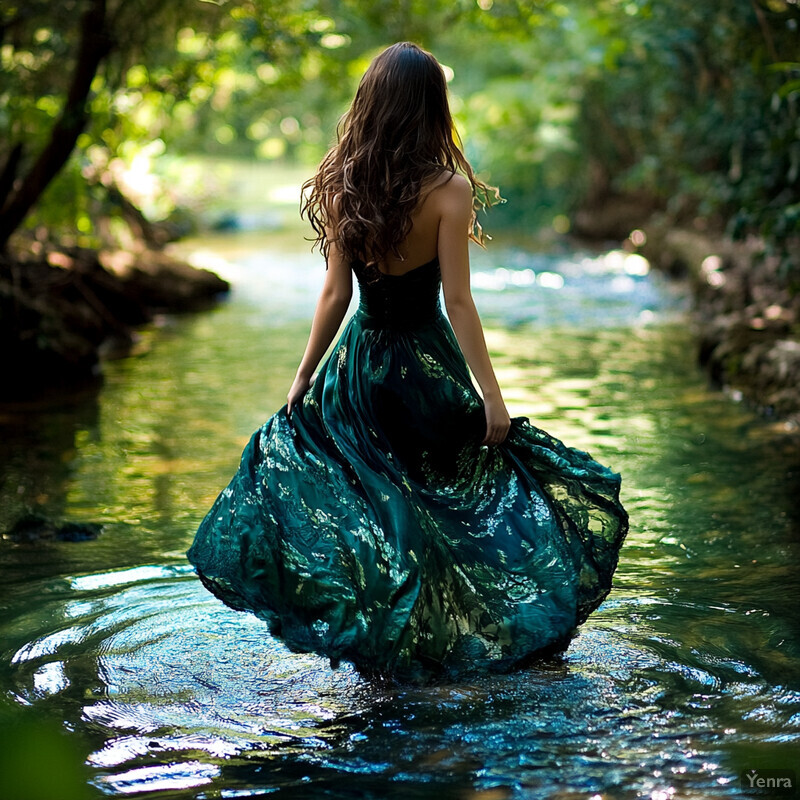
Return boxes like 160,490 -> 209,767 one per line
187,257 -> 629,684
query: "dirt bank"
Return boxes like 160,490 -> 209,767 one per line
635,218 -> 800,426
0,243 -> 229,401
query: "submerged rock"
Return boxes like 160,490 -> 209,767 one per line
3,513 -> 103,543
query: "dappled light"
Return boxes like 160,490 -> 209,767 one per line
1,1 -> 799,798
2,230 -> 799,797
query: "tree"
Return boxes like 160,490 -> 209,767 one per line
571,0 -> 800,269
0,0 -> 226,250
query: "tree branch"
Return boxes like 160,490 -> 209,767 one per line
0,0 -> 112,250
749,0 -> 779,63
0,142 -> 24,213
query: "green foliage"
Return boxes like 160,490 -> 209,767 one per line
1,0 -> 229,246
0,702 -> 95,800
1,0 -> 797,276
571,0 -> 800,276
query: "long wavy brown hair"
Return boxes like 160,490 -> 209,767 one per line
300,42 -> 501,274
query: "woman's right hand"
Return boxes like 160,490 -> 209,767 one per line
287,373 -> 315,416
482,394 -> 511,446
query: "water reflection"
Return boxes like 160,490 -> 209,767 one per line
3,563 -> 797,798
1,237 -> 798,798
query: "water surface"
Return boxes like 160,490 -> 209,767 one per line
1,235 -> 798,799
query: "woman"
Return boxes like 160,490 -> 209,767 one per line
187,42 -> 628,684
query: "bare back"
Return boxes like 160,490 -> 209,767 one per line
375,172 -> 465,276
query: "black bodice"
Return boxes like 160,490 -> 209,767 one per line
353,257 -> 443,330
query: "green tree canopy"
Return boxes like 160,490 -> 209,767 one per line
1,0 -> 797,278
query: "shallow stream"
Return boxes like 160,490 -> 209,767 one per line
1,234 -> 798,799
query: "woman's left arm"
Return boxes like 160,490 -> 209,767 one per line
287,237 -> 352,414
437,176 -> 511,446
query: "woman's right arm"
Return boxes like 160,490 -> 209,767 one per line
287,233 -> 352,415
437,175 -> 511,446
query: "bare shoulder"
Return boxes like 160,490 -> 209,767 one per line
427,171 -> 472,211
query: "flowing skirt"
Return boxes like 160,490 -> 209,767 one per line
187,307 -> 629,683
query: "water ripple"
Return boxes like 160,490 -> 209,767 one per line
1,239 -> 797,799
1,563 -> 797,798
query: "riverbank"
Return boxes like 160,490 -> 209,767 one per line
0,242 -> 229,401
634,218 -> 800,427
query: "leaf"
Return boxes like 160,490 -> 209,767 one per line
777,79 -> 800,99
766,61 -> 800,73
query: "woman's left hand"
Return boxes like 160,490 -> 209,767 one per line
482,394 -> 511,446
287,373 -> 315,416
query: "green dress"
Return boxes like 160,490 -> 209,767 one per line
186,256 -> 629,684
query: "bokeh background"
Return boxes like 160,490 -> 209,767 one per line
1,3 -> 799,799
3,0 -> 798,254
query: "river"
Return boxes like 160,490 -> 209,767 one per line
1,232 -> 798,799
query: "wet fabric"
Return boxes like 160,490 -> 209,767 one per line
187,256 -> 629,684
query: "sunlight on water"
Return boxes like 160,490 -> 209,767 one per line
1,234 -> 798,799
